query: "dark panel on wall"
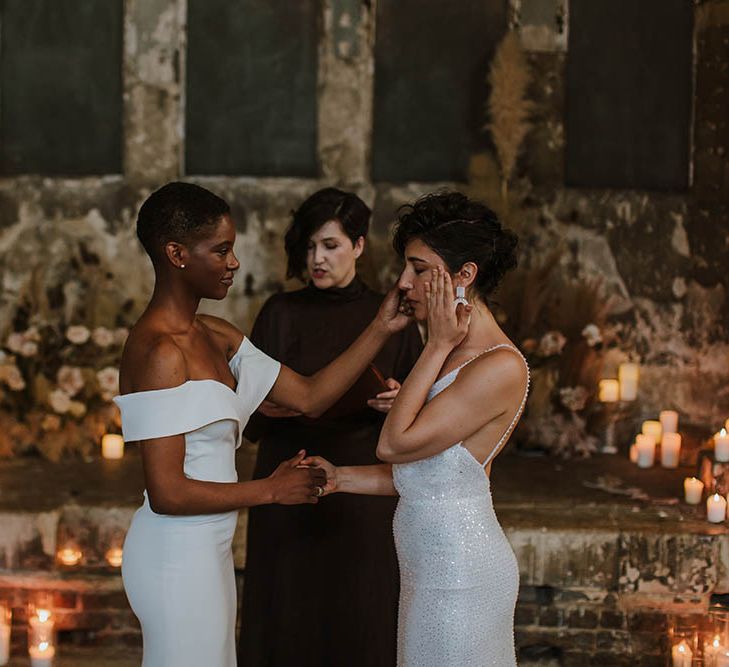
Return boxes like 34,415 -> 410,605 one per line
372,0 -> 507,183
0,0 -> 123,175
186,0 -> 319,177
566,0 -> 693,190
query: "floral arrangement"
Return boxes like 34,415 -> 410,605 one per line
495,253 -> 615,458
0,323 -> 126,461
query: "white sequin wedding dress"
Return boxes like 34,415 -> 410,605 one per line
392,344 -> 529,667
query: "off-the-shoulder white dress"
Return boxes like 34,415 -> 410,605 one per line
114,338 -> 280,667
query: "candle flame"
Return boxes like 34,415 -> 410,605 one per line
39,641 -> 49,651
36,609 -> 51,623
714,636 -> 721,648
722,428 -> 728,437
714,493 -> 722,500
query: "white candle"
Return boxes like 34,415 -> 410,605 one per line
29,642 -> 55,667
661,432 -> 682,468
618,363 -> 639,401
725,417 -> 729,433
636,434 -> 656,468
660,410 -> 679,434
684,477 -> 704,504
716,429 -> 729,463
29,611 -> 54,646
598,379 -> 619,403
705,636 -> 726,666
707,493 -> 727,523
671,639 -> 692,666
642,420 -> 663,444
0,622 -> 9,667
105,547 -> 123,568
101,434 -> 124,460
57,547 -> 82,567
629,443 -> 638,463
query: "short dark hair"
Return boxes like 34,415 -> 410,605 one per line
136,182 -> 231,261
284,187 -> 371,280
392,191 -> 518,301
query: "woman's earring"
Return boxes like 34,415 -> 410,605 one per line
454,285 -> 469,307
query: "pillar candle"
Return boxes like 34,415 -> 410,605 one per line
28,642 -> 55,667
598,379 -> 619,403
707,493 -> 727,523
101,434 -> 124,460
671,639 -> 692,666
660,410 -> 679,434
642,420 -> 663,444
684,477 -> 704,505
0,604 -> 9,667
661,432 -> 682,468
636,434 -> 656,468
629,443 -> 638,463
618,363 -> 639,401
716,429 -> 729,463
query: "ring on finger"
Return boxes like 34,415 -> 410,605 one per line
314,485 -> 324,497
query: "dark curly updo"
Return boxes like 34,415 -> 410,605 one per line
392,191 -> 518,302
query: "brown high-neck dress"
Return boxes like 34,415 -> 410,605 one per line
238,276 -> 423,667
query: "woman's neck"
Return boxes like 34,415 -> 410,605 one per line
144,275 -> 201,334
452,300 -> 507,358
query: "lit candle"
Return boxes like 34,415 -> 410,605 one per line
629,443 -> 638,463
28,642 -> 55,667
705,635 -> 725,665
598,379 -> 619,403
671,639 -> 692,666
642,420 -> 663,444
636,434 -> 656,468
707,493 -> 727,523
715,429 -> 729,463
57,547 -> 82,567
105,547 -> 123,568
726,418 -> 729,433
101,434 -> 124,460
0,603 -> 10,667
684,477 -> 704,504
660,410 -> 679,434
618,363 -> 639,401
661,432 -> 682,468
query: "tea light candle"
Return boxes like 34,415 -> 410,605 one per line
684,477 -> 704,504
715,429 -> 729,463
661,432 -> 682,468
707,493 -> 727,523
0,604 -> 10,667
101,434 -> 124,460
660,410 -> 679,434
629,443 -> 638,463
105,547 -> 123,568
29,642 -> 55,667
618,363 -> 639,401
57,547 -> 82,567
598,379 -> 619,403
642,420 -> 663,444
671,639 -> 692,666
636,434 -> 656,468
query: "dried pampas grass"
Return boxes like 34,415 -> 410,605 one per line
486,31 -> 533,199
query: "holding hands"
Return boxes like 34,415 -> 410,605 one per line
425,267 -> 471,350
268,450 -> 328,504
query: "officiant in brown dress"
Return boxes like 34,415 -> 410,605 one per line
238,188 -> 422,667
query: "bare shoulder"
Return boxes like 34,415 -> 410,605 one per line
458,345 -> 528,394
196,314 -> 245,356
120,332 -> 187,394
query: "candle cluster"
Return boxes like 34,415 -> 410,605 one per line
599,362 -> 640,404
28,606 -> 55,667
670,611 -> 729,666
628,411 -> 681,469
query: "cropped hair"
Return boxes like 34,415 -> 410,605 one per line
136,182 -> 231,261
392,191 -> 518,301
284,187 -> 371,280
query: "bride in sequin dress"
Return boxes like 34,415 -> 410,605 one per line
303,193 -> 529,666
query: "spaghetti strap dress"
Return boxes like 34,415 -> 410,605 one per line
113,338 -> 280,667
392,344 -> 529,667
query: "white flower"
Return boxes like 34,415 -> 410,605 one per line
0,364 -> 26,391
66,325 -> 91,345
6,332 -> 25,354
57,365 -> 84,397
581,324 -> 602,347
96,367 -> 119,396
113,328 -> 129,345
92,327 -> 114,348
23,326 -> 41,342
538,331 -> 567,357
19,341 -> 38,357
41,414 -> 62,431
49,388 -> 72,414
559,386 -> 589,412
68,401 -> 87,418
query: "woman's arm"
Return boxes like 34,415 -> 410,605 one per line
301,456 -> 397,497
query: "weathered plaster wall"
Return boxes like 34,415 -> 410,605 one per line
0,0 -> 727,427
